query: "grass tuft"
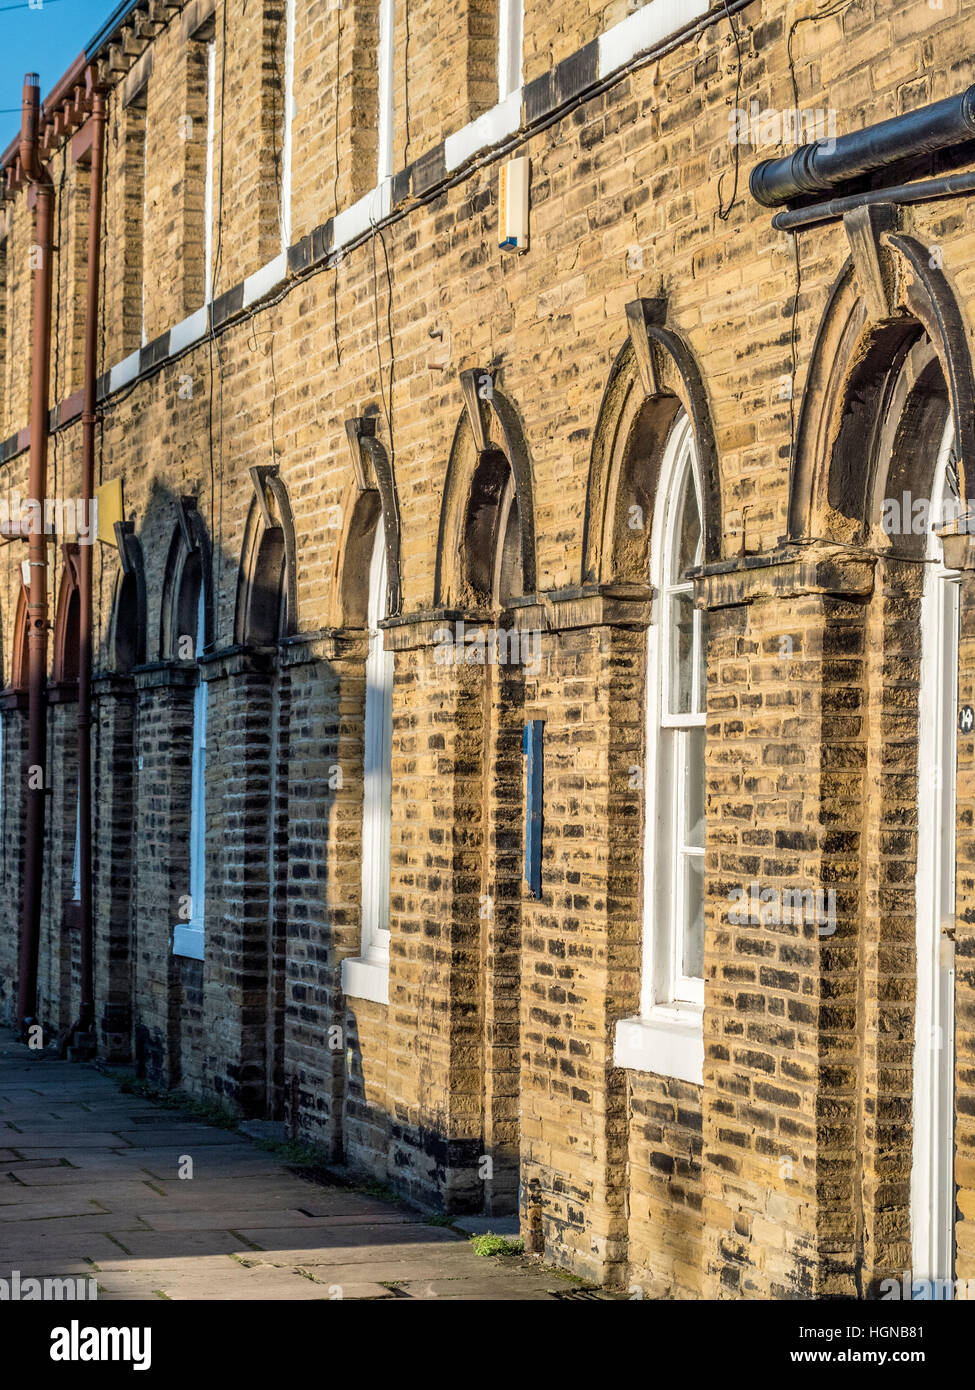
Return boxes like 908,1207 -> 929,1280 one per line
469,1233 -> 524,1257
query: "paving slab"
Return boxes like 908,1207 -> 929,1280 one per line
2,1164 -> 159,1186
89,1230 -> 252,1259
134,1208 -> 414,1231
0,1196 -> 103,1220
0,1030 -> 590,1301
246,1239 -> 477,1267
0,1233 -> 130,1263
0,1215 -> 152,1240
0,1133 -> 136,1148
107,1128 -> 245,1147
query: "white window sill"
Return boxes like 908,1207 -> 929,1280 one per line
341,954 -> 389,1005
172,923 -> 204,961
598,0 -> 709,80
444,88 -> 522,172
614,1006 -> 703,1085
332,179 -> 392,251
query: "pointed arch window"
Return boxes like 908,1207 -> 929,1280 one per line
616,410 -> 707,1083
342,521 -> 394,1004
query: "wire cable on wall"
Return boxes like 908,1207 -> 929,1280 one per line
784,0 -> 857,468
716,0 -> 744,221
370,220 -> 395,469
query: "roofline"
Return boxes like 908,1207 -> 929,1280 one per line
2,1 -> 148,179
85,0 -> 144,61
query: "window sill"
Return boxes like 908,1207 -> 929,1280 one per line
172,923 -> 204,961
444,88 -> 522,173
341,954 -> 389,1006
614,1006 -> 703,1085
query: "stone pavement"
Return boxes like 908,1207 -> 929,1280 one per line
0,1031 -> 603,1301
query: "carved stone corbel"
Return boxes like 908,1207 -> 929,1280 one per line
843,203 -> 899,321
625,297 -> 667,396
459,367 -> 492,453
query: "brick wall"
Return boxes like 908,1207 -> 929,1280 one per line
1,0 -> 975,1297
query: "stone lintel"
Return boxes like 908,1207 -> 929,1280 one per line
198,644 -> 276,682
92,673 -> 136,698
696,546 -> 876,610
133,660 -> 199,693
277,628 -> 368,666
381,586 -> 655,650
0,687 -> 28,712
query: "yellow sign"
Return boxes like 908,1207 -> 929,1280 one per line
95,478 -> 124,548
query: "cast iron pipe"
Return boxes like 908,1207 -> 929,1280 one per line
771,168 -> 975,231
77,77 -> 107,1040
16,73 -> 54,1035
750,84 -> 975,208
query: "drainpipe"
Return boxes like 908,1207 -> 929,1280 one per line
77,75 -> 107,1039
16,72 -> 55,1035
750,83 -> 975,208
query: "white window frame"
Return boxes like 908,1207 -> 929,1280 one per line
280,0 -> 296,251
497,0 -> 523,103
342,523 -> 394,1004
173,582 -> 208,960
71,783 -> 81,903
377,0 -> 395,181
203,36 -> 217,300
138,99 -> 150,348
912,415 -> 958,1287
616,412 -> 706,1084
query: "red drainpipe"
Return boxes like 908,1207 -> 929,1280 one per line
76,75 -> 108,1039
16,73 -> 55,1035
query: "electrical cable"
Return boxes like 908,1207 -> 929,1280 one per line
716,0 -> 743,221
783,0 -> 858,474
369,219 -> 394,467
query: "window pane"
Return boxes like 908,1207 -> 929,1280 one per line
671,465 -> 702,584
670,590 -> 694,713
681,852 -> 705,981
682,727 -> 705,849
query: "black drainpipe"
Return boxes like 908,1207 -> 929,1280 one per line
750,84 -> 975,209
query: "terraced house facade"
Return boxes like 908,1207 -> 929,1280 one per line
1,0 -> 975,1299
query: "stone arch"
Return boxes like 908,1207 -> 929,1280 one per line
582,313 -> 721,587
434,383 -> 536,609
110,532 -> 147,674
789,235 -> 975,545
51,551 -> 80,685
234,473 -> 298,646
160,503 -> 214,659
330,421 -> 402,626
10,587 -> 29,690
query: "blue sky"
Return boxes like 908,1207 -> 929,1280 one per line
0,0 -> 110,151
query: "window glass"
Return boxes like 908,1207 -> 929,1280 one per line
646,413 -> 707,1010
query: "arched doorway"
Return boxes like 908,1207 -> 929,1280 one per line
234,477 -> 296,1121
436,387 -> 536,1217
786,236 -> 975,1292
